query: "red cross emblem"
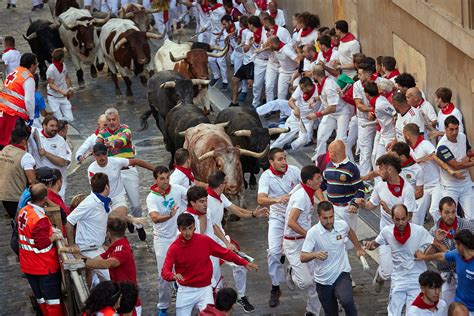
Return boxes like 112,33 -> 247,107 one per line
4,71 -> 18,86
18,212 -> 28,230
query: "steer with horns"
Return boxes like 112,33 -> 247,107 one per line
118,3 -> 159,32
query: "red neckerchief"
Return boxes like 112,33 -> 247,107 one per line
462,256 -> 474,263
53,61 -> 64,73
226,22 -> 235,34
206,187 -> 222,203
300,27 -> 314,37
301,182 -> 316,205
150,183 -> 171,197
342,85 -> 356,107
12,144 -> 26,151
411,292 -> 438,310
255,0 -> 267,10
384,69 -> 400,79
413,98 -> 424,108
253,27 -> 263,44
387,176 -> 404,198
339,32 -> 356,43
210,3 -> 223,11
441,103 -> 455,115
322,47 -> 333,63
309,53 -> 318,63
370,73 -> 378,81
304,84 -> 317,101
200,1 -> 210,13
401,156 -> 416,168
269,165 -> 287,176
269,9 -> 277,19
94,129 -> 100,135
382,90 -> 394,104
410,135 -> 424,150
3,47 -> 15,53
439,217 -> 458,239
316,77 -> 327,95
175,165 -> 195,182
238,26 -> 247,41
369,94 -> 380,110
394,222 -> 411,244
41,129 -> 53,138
186,206 -> 206,215
331,38 -> 339,48
277,41 -> 285,51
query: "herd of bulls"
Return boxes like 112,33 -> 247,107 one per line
23,0 -> 290,199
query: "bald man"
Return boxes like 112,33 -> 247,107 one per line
406,87 -> 437,139
319,141 -> 364,244
75,114 -> 107,163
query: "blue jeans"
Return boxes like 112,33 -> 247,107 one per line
315,272 -> 357,316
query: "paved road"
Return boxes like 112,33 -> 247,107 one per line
0,2 -> 391,315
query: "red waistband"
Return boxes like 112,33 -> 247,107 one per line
284,235 -> 305,240
333,202 -> 349,207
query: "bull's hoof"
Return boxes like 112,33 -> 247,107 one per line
78,82 -> 85,90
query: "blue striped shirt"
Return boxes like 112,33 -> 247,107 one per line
320,159 -> 364,204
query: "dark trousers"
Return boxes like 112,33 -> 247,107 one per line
2,200 -> 18,218
25,271 -> 62,304
316,272 -> 357,316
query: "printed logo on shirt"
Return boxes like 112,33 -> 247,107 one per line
336,234 -> 342,240
114,245 -> 123,252
339,174 -> 347,182
161,198 -> 175,215
466,269 -> 474,281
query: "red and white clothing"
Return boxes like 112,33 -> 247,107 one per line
373,95 -> 397,160
258,165 -> 300,286
383,69 -> 400,83
170,166 -> 196,189
184,207 -> 214,237
395,106 -> 425,142
274,43 -> 299,100
406,298 -> 447,316
46,62 -> 73,122
2,48 -> 21,75
375,223 -> 434,316
437,103 -> 464,134
267,8 -> 285,26
88,157 -> 129,207
315,48 -> 339,78
412,98 -> 437,138
296,28 -> 319,46
337,33 -> 360,77
208,3 -> 228,85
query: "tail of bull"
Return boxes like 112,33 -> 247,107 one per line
139,110 -> 152,131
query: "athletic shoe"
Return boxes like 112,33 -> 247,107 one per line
305,312 -> 315,316
7,4 -> 11,8
137,227 -> 147,241
237,296 -> 255,313
220,83 -> 229,92
269,286 -> 281,307
229,102 -> 239,107
12,4 -> 16,7
127,222 -> 135,233
238,92 -> 247,102
286,267 -> 295,291
372,270 -> 384,293
209,78 -> 219,87
352,279 -> 356,287
157,309 -> 168,316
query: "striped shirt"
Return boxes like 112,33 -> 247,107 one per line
321,158 -> 364,204
96,124 -> 134,158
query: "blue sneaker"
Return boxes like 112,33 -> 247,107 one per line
157,309 -> 168,316
238,92 -> 247,102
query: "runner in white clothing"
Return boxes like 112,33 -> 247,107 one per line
76,114 -> 107,163
169,148 -> 206,189
405,271 -> 447,316
46,49 -> 74,122
433,87 -> 464,137
391,92 -> 425,143
257,148 -> 300,307
315,35 -> 340,79
406,87 -> 437,139
334,20 -> 360,77
183,186 -> 213,236
146,166 -> 187,315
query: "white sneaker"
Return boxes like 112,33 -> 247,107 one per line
286,267 -> 295,291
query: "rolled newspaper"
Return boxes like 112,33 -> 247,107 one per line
360,256 -> 370,272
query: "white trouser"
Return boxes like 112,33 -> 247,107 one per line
346,116 -> 358,162
442,182 -> 473,219
209,36 -> 228,84
176,285 -> 214,316
387,282 -> 419,316
211,241 -> 247,298
32,0 -> 42,5
357,120 -> 376,176
121,167 -> 142,217
154,238 -> 174,310
267,212 -> 286,286
415,183 -> 442,224
333,205 -> 358,249
252,59 -> 267,108
198,30 -> 211,44
283,239 -> 321,315
152,11 -> 168,35
8,0 -> 17,4
378,245 -> 393,281
314,113 -> 351,159
265,63 -> 279,102
81,248 -> 110,286
271,113 -> 313,150
256,99 -> 291,119
47,95 -> 73,122
277,70 -> 294,100
440,271 -> 457,307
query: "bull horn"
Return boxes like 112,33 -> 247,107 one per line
146,32 -> 164,40
57,18 -> 72,31
191,79 -> 210,85
207,41 -> 229,58
23,32 -> 38,41
169,51 -> 186,62
93,14 -> 110,25
239,146 -> 269,159
160,81 -> 176,89
233,130 -> 251,137
49,21 -> 61,30
178,131 -> 186,136
114,37 -> 128,51
268,127 -> 290,135
125,11 -> 135,18
216,121 -> 229,128
198,150 -> 215,161
145,8 -> 160,14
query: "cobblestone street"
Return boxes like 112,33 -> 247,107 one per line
0,2 -> 390,315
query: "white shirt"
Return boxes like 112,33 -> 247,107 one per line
416,99 -> 437,124
317,76 -> 348,114
20,152 -> 36,170
185,210 -> 214,238
170,168 -> 195,189
208,192 -> 233,245
410,140 -> 440,187
75,133 -> 97,162
436,132 -> 472,186
87,157 -> 129,199
67,192 -> 109,247
258,165 -> 300,214
296,29 -> 319,45
210,6 -> 226,34
406,300 -> 447,316
275,44 -> 299,72
369,179 -> 417,230
302,57 -> 318,73
352,79 -> 372,121
291,85 -> 318,117
315,49 -> 339,78
242,29 -> 254,65
46,63 -> 69,98
437,107 -> 464,133
374,95 -> 396,141
401,162 -> 424,191
337,37 -> 360,77
302,220 -> 351,285
284,187 -> 313,237
267,9 -> 285,26
375,224 -> 433,288
146,184 -> 187,239
2,49 -> 21,75
396,107 -> 425,142
24,77 -> 36,120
